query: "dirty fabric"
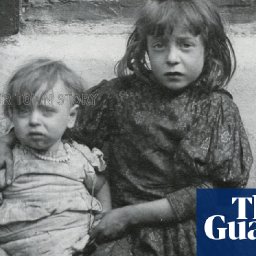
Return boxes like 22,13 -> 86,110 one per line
0,143 -> 102,256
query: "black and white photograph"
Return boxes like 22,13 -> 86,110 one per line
0,0 -> 255,255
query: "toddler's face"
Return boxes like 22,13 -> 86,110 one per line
147,24 -> 205,90
11,80 -> 78,153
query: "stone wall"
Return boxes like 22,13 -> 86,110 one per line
19,0 -> 256,25
26,0 -> 255,6
1,0 -> 256,36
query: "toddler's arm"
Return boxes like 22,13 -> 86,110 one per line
94,174 -> 112,212
0,130 -> 16,189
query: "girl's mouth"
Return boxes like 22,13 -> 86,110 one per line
164,72 -> 183,77
164,72 -> 183,80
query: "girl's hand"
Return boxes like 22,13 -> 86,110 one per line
89,207 -> 132,244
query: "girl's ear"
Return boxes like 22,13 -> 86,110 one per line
67,104 -> 79,129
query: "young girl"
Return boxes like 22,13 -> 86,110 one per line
72,0 -> 253,255
0,58 -> 111,256
0,0 -> 253,256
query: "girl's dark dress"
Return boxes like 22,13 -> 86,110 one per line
73,75 -> 253,256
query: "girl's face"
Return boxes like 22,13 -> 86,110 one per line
147,24 -> 205,90
11,80 -> 78,153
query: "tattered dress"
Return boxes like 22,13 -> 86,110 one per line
0,142 -> 103,256
74,75 -> 253,256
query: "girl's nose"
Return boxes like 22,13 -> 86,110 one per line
29,111 -> 41,126
166,45 -> 180,65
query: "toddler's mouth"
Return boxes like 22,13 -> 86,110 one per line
28,132 -> 44,137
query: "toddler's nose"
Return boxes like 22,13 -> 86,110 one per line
29,111 -> 41,126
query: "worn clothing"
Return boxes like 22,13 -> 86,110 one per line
73,75 -> 253,256
0,142 -> 103,256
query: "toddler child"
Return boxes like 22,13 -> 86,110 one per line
0,58 -> 111,256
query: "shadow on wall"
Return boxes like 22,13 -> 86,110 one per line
0,0 -> 19,36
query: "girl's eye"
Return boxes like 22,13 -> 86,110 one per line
179,40 -> 194,49
152,42 -> 165,50
182,43 -> 191,48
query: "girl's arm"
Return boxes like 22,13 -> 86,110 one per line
89,182 -> 211,243
126,182 -> 212,226
89,198 -> 174,243
124,198 -> 180,226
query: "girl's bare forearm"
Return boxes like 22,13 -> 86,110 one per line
124,198 -> 175,226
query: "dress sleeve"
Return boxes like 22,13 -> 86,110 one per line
71,142 -> 107,191
72,142 -> 107,173
71,79 -> 116,151
166,92 -> 253,222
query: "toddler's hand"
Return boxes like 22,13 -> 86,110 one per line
91,213 -> 104,230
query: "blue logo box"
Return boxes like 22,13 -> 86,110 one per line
197,189 -> 256,256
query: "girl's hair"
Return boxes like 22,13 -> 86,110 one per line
4,58 -> 87,118
115,0 -> 236,90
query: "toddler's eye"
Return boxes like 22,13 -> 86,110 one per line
16,105 -> 31,114
39,105 -> 56,116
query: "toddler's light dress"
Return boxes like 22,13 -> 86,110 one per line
0,141 -> 105,256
